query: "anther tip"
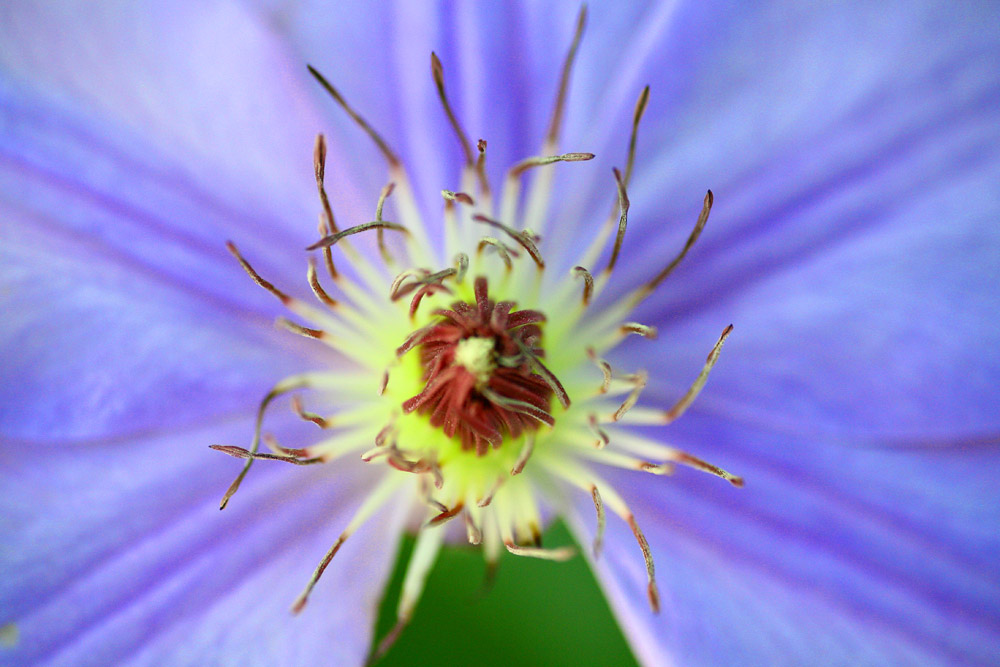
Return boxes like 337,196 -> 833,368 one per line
705,189 -> 714,206
649,586 -> 661,614
635,86 -> 651,117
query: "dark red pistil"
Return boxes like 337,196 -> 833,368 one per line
401,277 -> 555,455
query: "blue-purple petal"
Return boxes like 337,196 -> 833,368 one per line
570,412 -> 1000,665
1,417 -> 404,666
2,1 -> 998,665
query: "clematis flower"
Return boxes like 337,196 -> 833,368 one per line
2,1 -> 998,665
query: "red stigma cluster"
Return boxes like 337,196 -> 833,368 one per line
402,277 -> 555,454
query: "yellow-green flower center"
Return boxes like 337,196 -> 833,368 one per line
453,336 -> 496,385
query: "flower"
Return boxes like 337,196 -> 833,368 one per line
211,14 -> 742,655
2,2 -> 999,666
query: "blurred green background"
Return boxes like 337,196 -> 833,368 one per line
372,521 -> 638,666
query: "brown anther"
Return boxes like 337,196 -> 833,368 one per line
473,215 -> 546,269
573,266 -> 594,305
586,347 -> 613,394
454,253 -> 469,284
605,168 -> 630,273
621,322 -> 658,340
591,486 -> 606,558
276,317 -> 325,340
375,182 -> 397,263
313,135 -> 340,279
477,475 -> 505,507
475,139 -> 490,196
626,514 -> 660,614
409,282 -> 452,319
613,371 -> 648,422
588,413 -> 610,449
292,395 -> 330,429
307,258 -> 339,308
477,237 -> 514,270
511,434 -> 536,475
465,513 -> 483,545
442,190 -> 475,206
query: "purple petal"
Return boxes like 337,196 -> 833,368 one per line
1,417 -> 405,665
0,1 -> 375,309
590,1 -> 1000,439
3,2 -> 998,666
0,217 -> 311,440
570,412 -> 1000,665
0,1 -> 386,440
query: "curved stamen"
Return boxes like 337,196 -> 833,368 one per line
576,86 -> 653,272
477,237 -> 514,270
307,65 -> 400,166
631,190 -> 713,303
586,347 -> 613,394
431,52 -> 474,166
545,5 -> 587,145
313,135 -> 340,279
623,86 -> 650,187
292,395 -> 330,429
307,258 -> 339,309
442,189 -> 475,206
307,220 -> 409,252
474,215 -> 546,269
508,152 -> 595,177
217,376 -> 310,509
620,322 -> 658,340
454,253 -> 469,284
209,444 -> 323,466
591,485 -> 606,558
573,266 -> 594,305
612,371 -> 648,422
475,139 -> 491,198
662,324 -> 733,424
292,475 -> 404,614
605,167 -> 630,274
504,542 -> 576,561
511,434 -> 536,476
375,182 -> 397,263
276,317 -> 326,341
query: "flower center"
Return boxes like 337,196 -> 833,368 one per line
401,277 -> 555,456
453,337 -> 496,384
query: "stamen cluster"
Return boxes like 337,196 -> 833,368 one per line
402,277 -> 554,455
